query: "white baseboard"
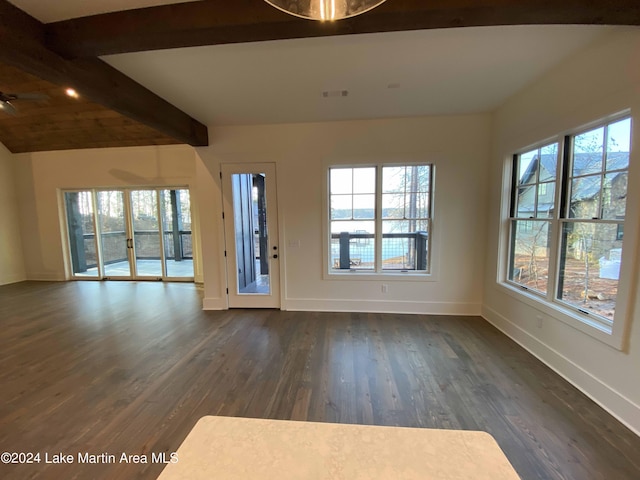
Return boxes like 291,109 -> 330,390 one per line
482,305 -> 640,437
202,297 -> 227,310
284,298 -> 481,316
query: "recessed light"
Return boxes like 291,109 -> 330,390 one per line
65,88 -> 79,99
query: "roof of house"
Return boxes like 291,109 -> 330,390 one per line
519,151 -> 629,202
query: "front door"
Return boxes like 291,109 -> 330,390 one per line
221,163 -> 280,308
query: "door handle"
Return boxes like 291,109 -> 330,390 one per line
126,238 -> 133,249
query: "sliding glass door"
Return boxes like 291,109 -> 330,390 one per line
130,190 -> 163,278
64,188 -> 194,281
64,191 -> 100,277
97,190 -> 132,278
160,189 -> 194,278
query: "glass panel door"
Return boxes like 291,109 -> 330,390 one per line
130,190 -> 163,278
97,190 -> 131,277
222,163 -> 280,308
161,189 -> 194,278
64,191 -> 100,277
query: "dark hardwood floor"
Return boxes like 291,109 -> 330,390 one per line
0,281 -> 638,480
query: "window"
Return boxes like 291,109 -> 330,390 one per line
505,116 -> 632,335
329,165 -> 432,274
557,118 -> 630,323
508,143 -> 558,295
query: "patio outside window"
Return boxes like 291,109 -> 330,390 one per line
329,164 -> 433,274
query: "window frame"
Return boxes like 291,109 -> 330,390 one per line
506,141 -> 561,300
501,113 -> 635,349
325,162 -> 436,280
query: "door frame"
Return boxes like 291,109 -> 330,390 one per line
220,163 -> 281,309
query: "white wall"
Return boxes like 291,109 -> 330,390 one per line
0,142 -> 26,285
13,145 -> 202,281
483,29 -> 640,434
196,114 -> 491,314
11,115 -> 491,315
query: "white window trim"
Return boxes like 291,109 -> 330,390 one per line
322,163 -> 439,282
498,113 -> 637,351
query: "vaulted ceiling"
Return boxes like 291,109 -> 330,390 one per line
1,0 -> 639,153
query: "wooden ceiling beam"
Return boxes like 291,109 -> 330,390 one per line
0,1 -> 208,147
46,0 -> 640,58
0,0 -> 46,45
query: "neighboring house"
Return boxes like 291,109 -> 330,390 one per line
516,151 -> 628,279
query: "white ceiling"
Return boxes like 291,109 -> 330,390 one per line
103,25 -> 617,126
8,1 -> 622,127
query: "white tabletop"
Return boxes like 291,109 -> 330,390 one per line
157,416 -> 520,480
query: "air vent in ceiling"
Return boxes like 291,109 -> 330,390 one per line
322,90 -> 349,98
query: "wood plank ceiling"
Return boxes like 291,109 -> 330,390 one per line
1,0 -> 639,153
0,63 -> 181,152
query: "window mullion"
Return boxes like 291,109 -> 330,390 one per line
598,173 -> 606,220
92,189 -> 105,278
555,135 -> 572,300
375,165 -> 383,273
559,135 -> 572,220
507,156 -> 518,283
510,154 -> 518,218
546,142 -> 565,302
597,124 -> 607,219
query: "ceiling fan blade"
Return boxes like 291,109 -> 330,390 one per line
0,100 -> 18,116
13,92 -> 49,101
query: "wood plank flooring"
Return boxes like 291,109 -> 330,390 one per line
0,281 -> 638,480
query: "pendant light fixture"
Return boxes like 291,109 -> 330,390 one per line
264,0 -> 387,21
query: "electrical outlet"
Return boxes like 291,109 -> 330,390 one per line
381,284 -> 388,294
536,315 -> 543,328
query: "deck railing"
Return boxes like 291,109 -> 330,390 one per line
330,231 -> 428,270
82,230 -> 192,268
